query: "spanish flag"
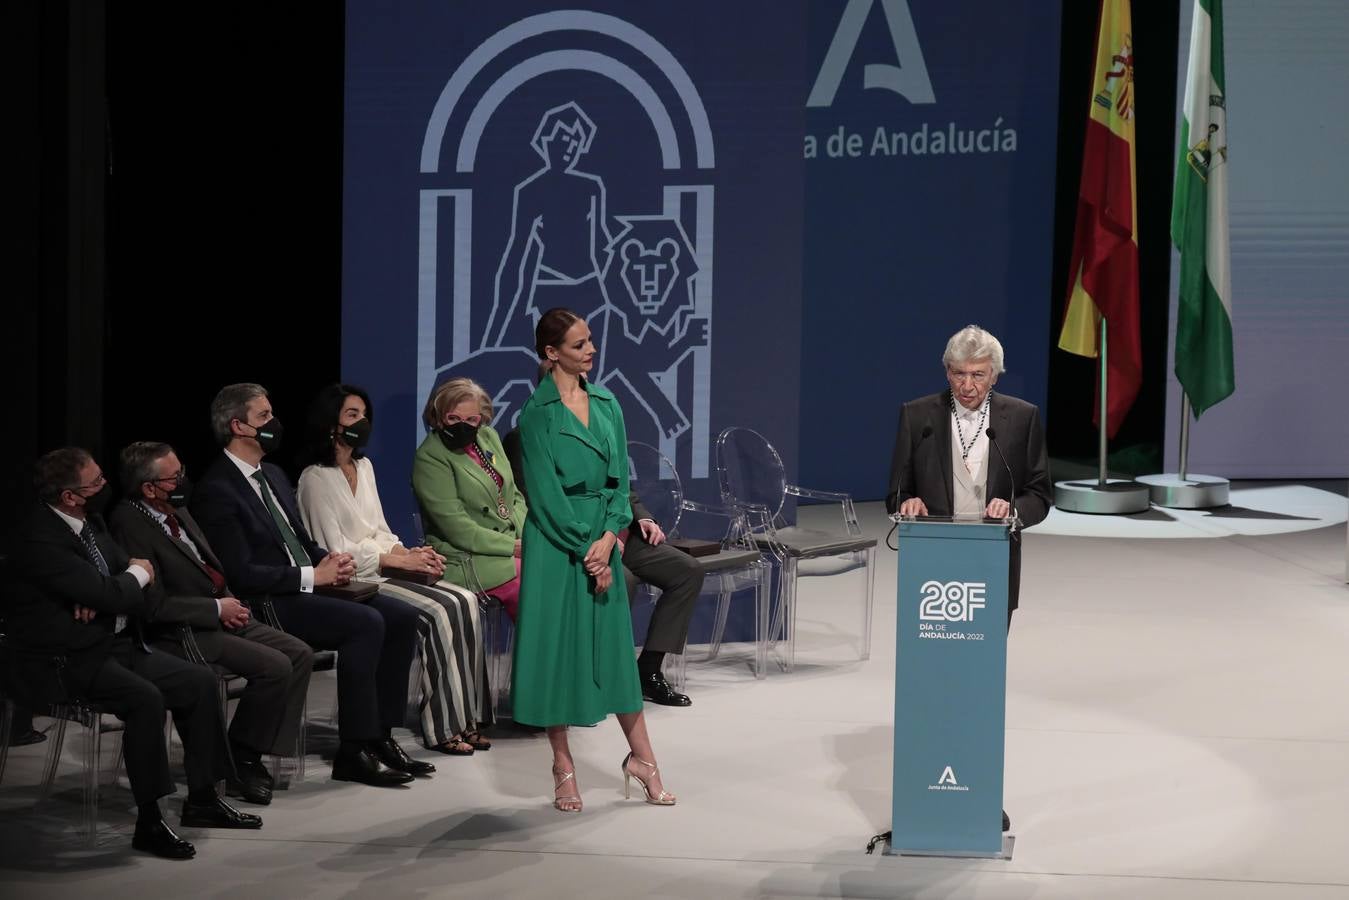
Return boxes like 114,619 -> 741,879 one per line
1059,0 -> 1142,439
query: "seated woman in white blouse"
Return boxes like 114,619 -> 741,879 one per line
297,384 -> 491,755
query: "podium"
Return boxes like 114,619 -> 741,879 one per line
887,516 -> 1012,858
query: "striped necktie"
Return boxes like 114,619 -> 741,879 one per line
78,524 -> 126,634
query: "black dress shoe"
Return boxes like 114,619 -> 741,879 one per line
640,672 -> 692,707
235,757 -> 275,788
180,795 -> 263,829
132,817 -> 196,860
225,761 -> 273,806
332,746 -> 415,786
1002,809 -> 1011,832
369,737 -> 436,776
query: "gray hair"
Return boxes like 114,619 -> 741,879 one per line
210,383 -> 269,446
120,441 -> 174,497
942,325 -> 1005,375
422,377 -> 494,430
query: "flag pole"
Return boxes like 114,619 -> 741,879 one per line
1098,317 -> 1109,486
1178,394 -> 1191,480
1139,390 -> 1228,508
1054,313 -> 1150,514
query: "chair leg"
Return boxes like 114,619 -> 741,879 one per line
782,558 -> 799,673
667,648 -> 688,693
499,626 -> 515,718
861,546 -> 877,661
766,563 -> 785,653
754,562 -> 770,679
707,578 -> 733,662
85,712 -> 101,848
39,711 -> 69,803
296,696 -> 308,783
0,698 -> 13,785
484,601 -> 514,720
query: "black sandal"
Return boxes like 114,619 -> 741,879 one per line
432,736 -> 475,756
462,729 -> 492,751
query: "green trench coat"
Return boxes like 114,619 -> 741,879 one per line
511,377 -> 642,726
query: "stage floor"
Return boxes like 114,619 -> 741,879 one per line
3,487 -> 1348,899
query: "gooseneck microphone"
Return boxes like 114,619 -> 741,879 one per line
887,424 -> 938,547
985,427 -> 1019,531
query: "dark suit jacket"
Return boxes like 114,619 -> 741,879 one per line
885,390 -> 1052,612
3,504 -> 148,701
191,454 -> 326,600
108,501 -> 234,658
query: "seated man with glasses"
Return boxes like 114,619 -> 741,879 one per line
109,441 -> 315,806
5,448 -> 260,860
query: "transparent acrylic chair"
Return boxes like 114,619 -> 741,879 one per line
715,426 -> 877,672
627,441 -> 770,688
0,630 -> 126,847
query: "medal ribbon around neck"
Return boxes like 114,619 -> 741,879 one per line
472,441 -> 512,520
951,392 -> 992,462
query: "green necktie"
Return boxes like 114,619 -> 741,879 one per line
252,471 -> 312,567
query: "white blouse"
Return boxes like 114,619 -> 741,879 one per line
297,458 -> 402,579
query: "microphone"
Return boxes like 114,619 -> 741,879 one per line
985,427 -> 1019,531
887,425 -> 937,534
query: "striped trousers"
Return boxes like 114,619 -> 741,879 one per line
376,577 -> 492,747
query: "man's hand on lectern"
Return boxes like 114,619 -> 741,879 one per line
985,498 -> 1011,519
898,497 -> 929,517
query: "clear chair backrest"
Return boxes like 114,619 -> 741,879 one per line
627,441 -> 683,534
715,426 -> 787,522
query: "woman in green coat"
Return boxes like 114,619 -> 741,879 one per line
412,377 -> 527,619
513,308 -> 676,813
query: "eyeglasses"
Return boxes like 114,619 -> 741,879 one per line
948,369 -> 991,385
445,414 -> 482,426
150,468 -> 187,488
72,473 -> 107,492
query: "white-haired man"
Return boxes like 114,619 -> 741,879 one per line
884,324 -> 1052,830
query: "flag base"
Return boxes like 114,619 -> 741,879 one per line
1053,479 -> 1151,515
1136,473 -> 1230,509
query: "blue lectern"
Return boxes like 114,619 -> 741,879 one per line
888,516 -> 1012,858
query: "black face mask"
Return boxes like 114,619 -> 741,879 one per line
155,475 -> 192,508
337,417 -> 371,450
76,485 -> 111,517
438,421 -> 478,451
243,418 -> 284,454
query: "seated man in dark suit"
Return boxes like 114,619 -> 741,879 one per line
5,448 -> 261,860
191,383 -> 432,786
503,428 -> 702,706
110,440 -> 316,806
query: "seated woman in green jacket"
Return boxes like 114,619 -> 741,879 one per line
412,377 -> 527,620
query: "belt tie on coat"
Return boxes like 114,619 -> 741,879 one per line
566,487 -> 610,689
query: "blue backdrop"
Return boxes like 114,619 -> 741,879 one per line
343,3 -> 808,541
344,1 -> 1065,536
800,0 -> 1062,499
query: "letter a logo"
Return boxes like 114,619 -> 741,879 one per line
938,766 -> 958,786
808,0 -> 936,108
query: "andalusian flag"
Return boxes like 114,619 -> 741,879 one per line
1172,0 -> 1234,417
1059,0 -> 1142,439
